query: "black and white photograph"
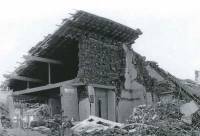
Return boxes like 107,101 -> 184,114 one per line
0,0 -> 200,135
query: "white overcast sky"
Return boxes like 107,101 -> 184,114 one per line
0,0 -> 200,83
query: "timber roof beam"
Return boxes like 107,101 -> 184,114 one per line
23,55 -> 63,65
3,74 -> 45,83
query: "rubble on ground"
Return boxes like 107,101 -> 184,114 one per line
126,100 -> 200,136
30,112 -> 73,136
0,116 -> 12,129
72,100 -> 200,136
127,99 -> 185,125
0,128 -> 47,136
27,104 -> 50,121
32,126 -> 51,135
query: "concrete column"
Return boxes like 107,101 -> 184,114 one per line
107,90 -> 116,121
60,85 -> 79,121
87,86 -> 95,115
79,98 -> 90,121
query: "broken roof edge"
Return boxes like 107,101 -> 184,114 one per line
27,10 -> 142,59
75,10 -> 143,35
146,60 -> 200,103
50,11 -> 140,37
52,10 -> 142,44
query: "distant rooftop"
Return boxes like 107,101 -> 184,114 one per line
195,70 -> 200,83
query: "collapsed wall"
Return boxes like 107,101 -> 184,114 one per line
75,36 -> 185,122
118,45 -> 183,122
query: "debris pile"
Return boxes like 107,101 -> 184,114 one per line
0,116 -> 12,129
72,100 -> 200,136
19,103 -> 74,136
127,99 -> 185,125
0,128 -> 47,136
25,104 -> 57,135
126,100 -> 200,136
29,104 -> 50,128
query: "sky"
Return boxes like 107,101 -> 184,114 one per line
0,0 -> 200,83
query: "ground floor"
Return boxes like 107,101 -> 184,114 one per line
11,81 -> 116,126
11,80 -> 149,129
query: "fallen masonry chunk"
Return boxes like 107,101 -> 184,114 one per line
180,100 -> 199,124
71,116 -> 123,135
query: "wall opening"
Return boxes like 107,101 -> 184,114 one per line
11,37 -> 79,91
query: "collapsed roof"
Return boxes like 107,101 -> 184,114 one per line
147,61 -> 200,104
3,10 -> 142,90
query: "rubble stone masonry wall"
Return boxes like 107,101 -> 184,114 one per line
77,37 -> 124,86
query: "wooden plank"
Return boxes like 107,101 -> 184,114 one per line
159,91 -> 174,95
3,74 -> 44,83
48,63 -> 51,84
23,55 -> 63,65
12,81 -> 84,95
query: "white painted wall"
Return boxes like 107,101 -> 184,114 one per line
117,45 -> 147,123
79,98 -> 90,121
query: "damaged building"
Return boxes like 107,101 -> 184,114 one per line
2,10 -> 199,126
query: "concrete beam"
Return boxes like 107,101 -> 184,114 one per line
88,84 -> 116,90
12,81 -> 84,95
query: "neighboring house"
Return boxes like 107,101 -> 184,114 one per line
2,11 -> 198,125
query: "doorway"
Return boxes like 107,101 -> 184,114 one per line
95,89 -> 108,119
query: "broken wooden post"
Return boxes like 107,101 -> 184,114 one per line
48,63 -> 51,84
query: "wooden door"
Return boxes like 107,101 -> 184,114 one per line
95,89 -> 108,119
